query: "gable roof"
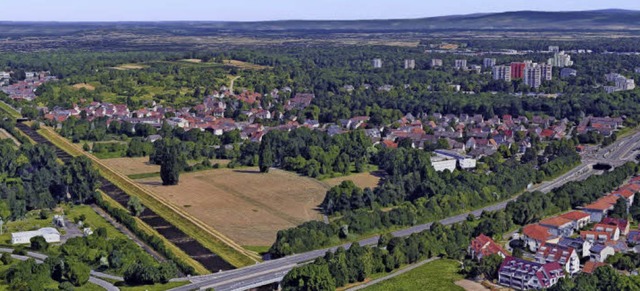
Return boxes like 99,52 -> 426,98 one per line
539,216 -> 573,228
559,210 -> 590,221
523,224 -> 555,242
470,234 -> 507,258
582,261 -> 607,274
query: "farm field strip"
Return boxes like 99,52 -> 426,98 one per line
17,123 -> 248,272
136,167 -> 328,246
35,126 -> 261,266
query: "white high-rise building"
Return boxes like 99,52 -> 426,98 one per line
454,59 -> 467,70
372,58 -> 383,68
492,65 -> 512,82
431,59 -> 443,67
548,52 -> 573,68
524,64 -> 543,88
404,59 -> 416,69
540,64 -> 553,81
483,58 -> 496,68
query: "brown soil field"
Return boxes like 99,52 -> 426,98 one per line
455,280 -> 491,291
100,157 -> 160,175
324,171 -> 384,189
72,83 -> 96,90
136,167 -> 328,246
102,157 -> 231,176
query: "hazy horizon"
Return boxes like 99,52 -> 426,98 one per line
2,0 -> 640,22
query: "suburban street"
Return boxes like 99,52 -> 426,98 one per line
171,130 -> 640,291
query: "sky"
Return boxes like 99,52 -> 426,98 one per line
2,0 -> 640,22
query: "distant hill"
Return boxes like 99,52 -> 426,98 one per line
2,9 -> 640,36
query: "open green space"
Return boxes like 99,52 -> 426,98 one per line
362,259 -> 463,291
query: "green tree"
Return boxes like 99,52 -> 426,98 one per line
30,236 -> 49,251
281,262 -> 336,291
65,259 -> 90,286
127,196 -> 145,217
160,144 -> 180,186
259,136 -> 274,173
479,254 -> 503,280
610,198 -> 628,219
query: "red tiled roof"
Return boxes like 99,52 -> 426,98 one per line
523,224 -> 554,242
583,195 -> 619,211
559,211 -> 590,221
539,216 -> 573,228
582,261 -> 607,274
470,234 -> 507,258
382,140 -> 398,149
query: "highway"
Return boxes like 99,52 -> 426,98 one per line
172,129 -> 640,291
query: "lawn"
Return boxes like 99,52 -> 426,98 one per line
323,169 -> 384,189
62,204 -> 129,241
0,101 -> 21,119
136,167 -> 328,246
362,259 -> 464,291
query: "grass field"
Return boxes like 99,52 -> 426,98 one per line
224,59 -> 271,70
0,101 -> 21,119
323,170 -> 383,189
72,83 -> 96,90
101,157 -> 159,175
111,63 -> 147,70
136,167 -> 328,246
362,259 -> 464,291
37,126 -> 260,268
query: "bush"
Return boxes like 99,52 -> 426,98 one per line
30,236 -> 49,251
58,281 -> 75,291
0,253 -> 13,265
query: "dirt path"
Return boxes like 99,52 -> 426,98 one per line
455,279 -> 490,291
229,75 -> 240,93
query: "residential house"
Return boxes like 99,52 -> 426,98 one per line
469,234 -> 508,261
522,224 -> 557,252
601,217 -> 630,236
589,244 -> 615,262
498,256 -> 564,290
581,195 -> 619,222
534,243 -> 580,275
558,237 -> 592,259
539,217 -> 574,237
593,223 -> 621,241
581,231 -> 611,244
559,211 -> 591,231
